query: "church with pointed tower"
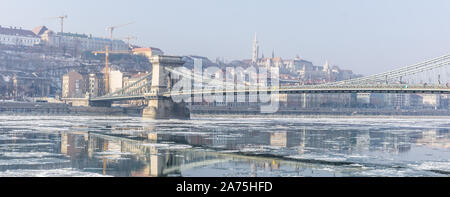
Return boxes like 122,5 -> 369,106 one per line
246,33 -> 357,84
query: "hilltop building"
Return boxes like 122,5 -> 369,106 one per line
33,26 -> 128,52
247,34 -> 360,84
248,36 -> 358,84
0,25 -> 41,47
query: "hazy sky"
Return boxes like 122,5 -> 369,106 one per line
1,0 -> 450,75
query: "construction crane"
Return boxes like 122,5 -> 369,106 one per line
106,22 -> 134,40
48,15 -> 68,33
92,46 -> 131,95
123,35 -> 137,49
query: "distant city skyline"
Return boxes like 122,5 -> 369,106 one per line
2,0 -> 450,75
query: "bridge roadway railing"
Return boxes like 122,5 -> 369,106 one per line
92,84 -> 450,102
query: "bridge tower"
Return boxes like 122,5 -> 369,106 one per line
143,55 -> 190,119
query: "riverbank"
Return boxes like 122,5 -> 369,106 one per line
2,101 -> 449,119
0,101 -> 142,117
190,107 -> 450,119
191,113 -> 450,119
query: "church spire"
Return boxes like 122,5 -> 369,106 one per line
252,33 -> 259,64
323,60 -> 330,72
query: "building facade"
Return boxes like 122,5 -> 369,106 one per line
0,25 -> 41,47
109,69 -> 123,93
62,71 -> 85,98
12,75 -> 51,99
249,35 -> 359,84
87,73 -> 105,97
63,70 -> 108,98
35,26 -> 128,52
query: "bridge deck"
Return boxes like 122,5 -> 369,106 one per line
90,85 -> 450,102
167,86 -> 450,96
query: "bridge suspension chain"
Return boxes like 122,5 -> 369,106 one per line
92,53 -> 450,102
97,72 -> 152,98
164,67 -> 242,90
327,53 -> 450,86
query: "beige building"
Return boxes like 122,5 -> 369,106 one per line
422,94 -> 440,107
62,71 -> 85,98
270,132 -> 288,147
132,47 -> 164,58
63,71 -> 106,99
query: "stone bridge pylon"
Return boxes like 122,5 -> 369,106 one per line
142,55 -> 190,119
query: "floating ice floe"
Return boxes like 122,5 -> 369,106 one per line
1,152 -> 62,158
409,161 -> 450,173
94,151 -> 135,156
0,158 -> 70,166
0,142 -> 54,147
0,168 -> 111,177
286,154 -> 348,162
140,143 -> 192,150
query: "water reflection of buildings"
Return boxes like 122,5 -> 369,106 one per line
139,126 -> 448,156
415,129 -> 450,149
60,131 -> 231,177
58,124 -> 449,177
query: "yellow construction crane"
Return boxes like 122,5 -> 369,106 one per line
92,46 -> 131,94
48,15 -> 68,33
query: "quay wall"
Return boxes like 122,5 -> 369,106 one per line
2,102 -> 449,119
190,108 -> 450,119
0,102 -> 142,117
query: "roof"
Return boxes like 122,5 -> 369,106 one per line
32,26 -> 48,36
150,47 -> 163,51
57,32 -> 89,38
132,73 -> 148,78
133,48 -> 151,52
0,26 -> 38,37
272,57 -> 283,62
133,47 -> 163,52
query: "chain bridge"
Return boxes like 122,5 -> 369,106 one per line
89,54 -> 450,119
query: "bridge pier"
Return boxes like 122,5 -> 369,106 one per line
143,97 -> 190,119
142,55 -> 190,120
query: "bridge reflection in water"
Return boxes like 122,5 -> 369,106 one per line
57,122 -> 450,177
61,131 -> 283,177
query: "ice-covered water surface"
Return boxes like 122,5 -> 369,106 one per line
0,115 -> 448,177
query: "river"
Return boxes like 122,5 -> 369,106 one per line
0,115 -> 448,177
